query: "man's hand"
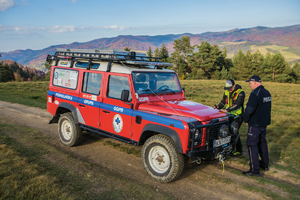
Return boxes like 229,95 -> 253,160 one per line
213,104 -> 218,109
220,109 -> 227,112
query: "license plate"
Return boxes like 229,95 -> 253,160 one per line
214,136 -> 231,148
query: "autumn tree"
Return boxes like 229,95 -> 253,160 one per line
124,46 -> 131,51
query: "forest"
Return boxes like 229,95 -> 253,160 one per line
0,59 -> 46,82
148,36 -> 300,83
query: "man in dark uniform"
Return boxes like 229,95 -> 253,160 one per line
243,75 -> 271,177
214,79 -> 245,156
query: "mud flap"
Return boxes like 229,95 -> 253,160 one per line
49,115 -> 59,124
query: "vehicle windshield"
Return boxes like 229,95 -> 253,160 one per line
132,72 -> 182,94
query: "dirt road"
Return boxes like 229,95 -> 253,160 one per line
0,100 -> 299,199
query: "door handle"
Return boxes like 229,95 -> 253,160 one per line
79,104 -> 85,107
102,110 -> 110,113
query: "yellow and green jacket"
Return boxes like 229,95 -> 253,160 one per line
217,84 -> 245,116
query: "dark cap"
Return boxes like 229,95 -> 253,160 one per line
245,75 -> 261,82
224,79 -> 235,90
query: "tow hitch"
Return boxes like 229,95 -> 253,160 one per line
218,154 -> 225,175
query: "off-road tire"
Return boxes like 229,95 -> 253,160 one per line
58,112 -> 82,146
141,134 -> 184,183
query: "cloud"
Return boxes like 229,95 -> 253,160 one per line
71,0 -> 78,3
0,24 -> 137,34
0,0 -> 15,11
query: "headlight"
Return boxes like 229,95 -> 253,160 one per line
230,122 -> 239,135
194,129 -> 200,140
219,124 -> 229,138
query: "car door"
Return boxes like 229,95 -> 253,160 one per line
100,73 -> 134,138
78,71 -> 103,128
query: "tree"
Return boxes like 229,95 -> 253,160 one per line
154,47 -> 160,58
189,41 -> 225,79
44,62 -> 52,80
169,51 -> 190,79
146,46 -> 153,61
32,74 -> 38,82
0,63 -> 15,82
231,50 -> 250,80
292,62 -> 300,83
264,52 -> 287,81
251,50 -> 264,74
124,46 -> 131,51
159,43 -> 169,62
168,36 -> 194,78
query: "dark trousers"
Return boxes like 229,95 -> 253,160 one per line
246,126 -> 269,174
235,115 -> 243,153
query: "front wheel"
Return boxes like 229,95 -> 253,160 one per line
141,134 -> 184,183
58,112 -> 82,146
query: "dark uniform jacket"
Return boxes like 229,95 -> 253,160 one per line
244,85 -> 271,127
218,84 -> 245,113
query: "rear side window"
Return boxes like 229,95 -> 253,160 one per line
53,68 -> 78,89
75,61 -> 100,69
108,75 -> 132,101
82,72 -> 102,95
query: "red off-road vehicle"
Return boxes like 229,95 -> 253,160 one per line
46,49 -> 239,182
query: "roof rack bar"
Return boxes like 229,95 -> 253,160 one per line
48,48 -> 172,67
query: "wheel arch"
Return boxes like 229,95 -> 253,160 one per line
139,124 -> 183,154
49,102 -> 78,124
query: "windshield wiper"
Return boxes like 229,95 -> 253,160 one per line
137,88 -> 152,93
157,88 -> 175,94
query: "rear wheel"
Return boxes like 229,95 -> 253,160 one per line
58,112 -> 82,146
141,134 -> 184,183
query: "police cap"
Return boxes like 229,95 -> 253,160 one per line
245,75 -> 261,82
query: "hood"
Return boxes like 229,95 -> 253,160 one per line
138,100 -> 227,122
235,84 -> 242,91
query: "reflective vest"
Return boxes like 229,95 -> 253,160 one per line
224,89 -> 244,116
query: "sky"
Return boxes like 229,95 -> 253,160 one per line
0,0 -> 299,52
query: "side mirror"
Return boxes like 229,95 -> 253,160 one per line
121,90 -> 129,102
182,87 -> 185,92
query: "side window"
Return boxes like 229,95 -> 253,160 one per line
53,68 -> 78,89
108,75 -> 132,101
82,72 -> 102,95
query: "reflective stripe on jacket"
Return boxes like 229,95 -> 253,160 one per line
224,88 -> 244,115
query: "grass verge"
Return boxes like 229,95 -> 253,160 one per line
0,81 -> 48,109
0,119 -> 175,200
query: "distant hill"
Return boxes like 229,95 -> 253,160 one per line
1,24 -> 300,70
0,60 -> 46,81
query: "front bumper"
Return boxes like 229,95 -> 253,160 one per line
186,115 -> 238,162
185,142 -> 233,161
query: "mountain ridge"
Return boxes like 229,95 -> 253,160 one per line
1,24 -> 300,71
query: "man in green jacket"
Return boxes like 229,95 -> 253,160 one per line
214,79 -> 245,156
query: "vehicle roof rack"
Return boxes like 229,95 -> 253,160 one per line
46,48 -> 172,67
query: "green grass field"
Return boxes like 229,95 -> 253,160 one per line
0,120 -> 174,199
0,80 -> 300,177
